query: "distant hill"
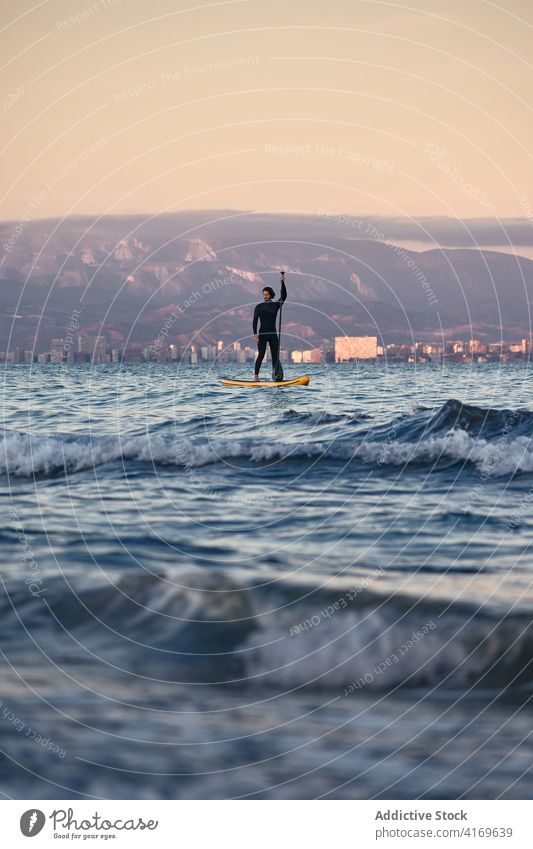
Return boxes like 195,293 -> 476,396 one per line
1,212 -> 532,350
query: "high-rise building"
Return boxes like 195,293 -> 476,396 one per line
335,336 -> 378,362
301,348 -> 322,363
50,339 -> 65,364
78,335 -> 94,355
469,339 -> 487,354
93,337 -> 107,363
78,334 -> 107,363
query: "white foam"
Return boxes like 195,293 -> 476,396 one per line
2,427 -> 532,477
242,603 -> 529,690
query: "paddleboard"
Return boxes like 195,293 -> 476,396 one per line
221,375 -> 310,387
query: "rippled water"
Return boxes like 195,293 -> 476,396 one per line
1,361 -> 533,799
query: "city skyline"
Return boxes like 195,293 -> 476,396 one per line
3,331 -> 532,365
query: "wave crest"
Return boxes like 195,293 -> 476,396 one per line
2,399 -> 532,477
3,571 -> 532,692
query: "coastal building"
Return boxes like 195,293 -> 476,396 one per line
301,348 -> 322,363
78,334 -> 107,363
335,336 -> 378,362
50,338 -> 66,364
469,339 -> 488,354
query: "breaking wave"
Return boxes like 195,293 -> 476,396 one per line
2,399 -> 532,478
3,570 -> 532,692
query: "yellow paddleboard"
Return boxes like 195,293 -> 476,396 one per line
221,375 -> 310,388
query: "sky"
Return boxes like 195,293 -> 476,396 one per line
2,0 -> 533,228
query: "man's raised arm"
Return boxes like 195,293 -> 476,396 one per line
279,273 -> 287,303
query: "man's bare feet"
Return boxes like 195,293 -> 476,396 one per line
254,374 -> 259,381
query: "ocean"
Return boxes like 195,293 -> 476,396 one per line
1,361 -> 533,799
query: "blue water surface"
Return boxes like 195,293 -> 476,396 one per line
1,361 -> 533,799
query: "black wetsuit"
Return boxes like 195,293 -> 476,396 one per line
253,281 -> 287,376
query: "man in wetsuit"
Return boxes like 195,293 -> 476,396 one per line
253,271 -> 287,380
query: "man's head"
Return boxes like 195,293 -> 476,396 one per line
262,287 -> 275,301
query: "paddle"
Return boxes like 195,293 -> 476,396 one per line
273,270 -> 285,381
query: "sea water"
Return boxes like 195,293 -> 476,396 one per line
1,361 -> 533,799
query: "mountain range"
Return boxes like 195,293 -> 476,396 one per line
0,211 -> 531,351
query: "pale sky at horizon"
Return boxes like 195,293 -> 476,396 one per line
2,0 -> 533,224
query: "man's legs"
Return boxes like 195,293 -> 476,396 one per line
254,335 -> 267,378
268,334 -> 282,378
